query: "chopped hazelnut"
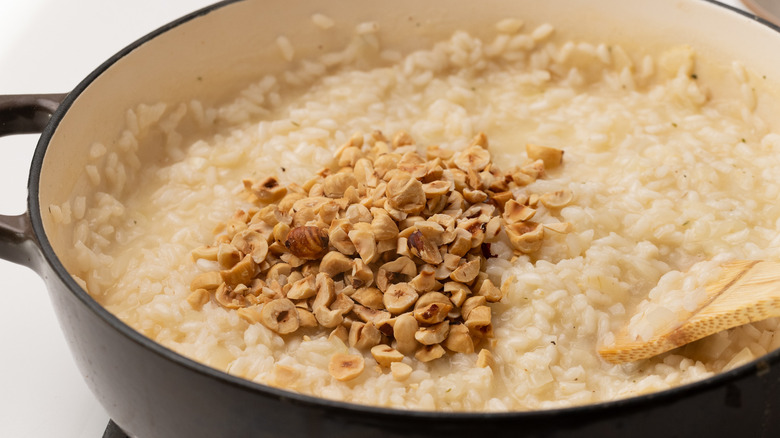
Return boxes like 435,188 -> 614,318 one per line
415,221 -> 445,245
444,323 -> 475,354
477,279 -> 504,303
413,302 -> 453,325
539,189 -> 573,209
390,361 -> 413,381
190,271 -> 223,291
286,274 -> 317,300
354,158 -> 379,187
465,305 -> 492,337
236,305 -> 263,324
278,192 -> 306,214
457,217 -> 485,249
522,161 -> 546,182
526,144 -> 563,169
328,353 -> 365,382
503,200 -> 536,223
469,132 -> 489,149
376,239 -> 397,255
462,296 -> 487,320
217,243 -> 242,269
329,325 -> 349,344
386,171 -> 426,214
272,363 -> 301,388
215,283 -> 248,309
245,176 -> 287,203
351,287 -> 384,309
323,172 -> 358,198
348,223 -> 378,264
506,222 -> 545,253
371,344 -> 404,367
407,230 -> 443,265
311,274 -> 341,328
463,188 -> 488,204
393,313 -> 419,356
297,308 -> 319,328
476,349 -> 495,368
187,288 -> 210,309
422,180 -> 451,197
392,130 -> 414,148
397,151 -> 427,178
337,146 -> 363,168
444,282 -> 471,307
191,129 -> 573,368
349,321 -> 382,350
376,256 -> 416,291
448,228 -> 472,257
425,145 -> 454,161
330,293 -> 355,316
450,259 -> 481,283
319,251 -> 354,277
220,254 -> 258,288
314,306 -> 344,328
543,222 -> 573,233
329,224 -> 356,255
280,252 -> 306,268
317,200 -> 341,224
191,245 -> 219,261
345,204 -> 373,224
346,259 -> 374,289
490,190 -> 513,208
414,321 -> 450,345
371,213 -> 399,240
352,304 -> 391,325
383,283 -> 419,314
373,154 -> 400,179
259,298 -> 300,334
414,291 -> 451,309
454,146 -> 491,172
484,216 -> 502,242
511,169 -> 535,186
415,344 -> 446,362
409,265 -> 439,292
266,262 -> 292,283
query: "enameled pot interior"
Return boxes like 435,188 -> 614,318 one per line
32,0 -> 780,416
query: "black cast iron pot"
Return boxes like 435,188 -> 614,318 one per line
1,0 -> 779,436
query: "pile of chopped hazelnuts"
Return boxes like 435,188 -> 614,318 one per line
187,130 -> 572,381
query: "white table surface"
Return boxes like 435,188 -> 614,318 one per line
0,1 -> 754,437
0,2 -> 216,437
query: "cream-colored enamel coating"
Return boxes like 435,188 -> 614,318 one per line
600,261 -> 780,363
38,0 -> 780,271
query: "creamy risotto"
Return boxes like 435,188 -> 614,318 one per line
51,17 -> 780,411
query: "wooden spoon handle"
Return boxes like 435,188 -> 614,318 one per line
599,260 -> 780,364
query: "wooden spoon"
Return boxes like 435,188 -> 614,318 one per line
599,260 -> 780,364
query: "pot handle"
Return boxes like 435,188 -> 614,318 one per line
0,93 -> 67,268
0,93 -> 66,136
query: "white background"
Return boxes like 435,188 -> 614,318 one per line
0,0 -> 756,437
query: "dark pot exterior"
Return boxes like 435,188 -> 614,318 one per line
1,1 -> 780,437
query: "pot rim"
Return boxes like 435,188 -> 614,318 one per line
26,0 -> 780,421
